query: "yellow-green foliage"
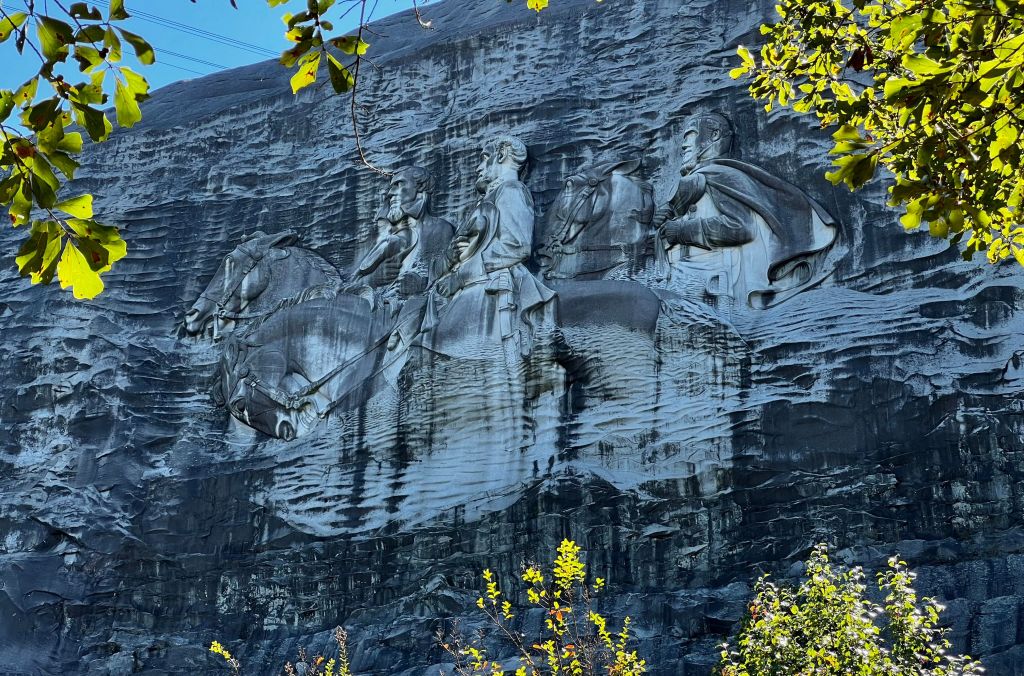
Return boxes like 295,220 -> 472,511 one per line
733,0 -> 1024,267
210,625 -> 352,676
715,544 -> 984,676
442,539 -> 646,676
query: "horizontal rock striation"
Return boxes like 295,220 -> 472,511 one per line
1,0 -> 1023,673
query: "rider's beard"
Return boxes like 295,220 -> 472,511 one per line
386,200 -> 407,224
679,152 -> 697,175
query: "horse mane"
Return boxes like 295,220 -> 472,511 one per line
239,283 -> 342,337
289,246 -> 342,282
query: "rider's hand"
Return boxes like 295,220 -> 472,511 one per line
376,256 -> 402,284
436,274 -> 459,298
652,206 -> 674,227
397,272 -> 426,297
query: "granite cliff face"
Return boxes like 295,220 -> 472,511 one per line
2,0 -> 1024,674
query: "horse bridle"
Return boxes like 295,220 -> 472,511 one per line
198,244 -> 267,323
551,175 -> 602,247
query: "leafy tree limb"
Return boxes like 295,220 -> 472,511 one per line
733,0 -> 1024,268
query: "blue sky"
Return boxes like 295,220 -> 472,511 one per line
1,0 -> 417,94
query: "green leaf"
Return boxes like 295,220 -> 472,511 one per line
120,66 -> 149,97
280,42 -> 311,68
36,16 -> 75,62
66,218 -> 126,272
72,70 -> 107,105
104,26 -> 122,62
928,216 -> 948,238
55,194 -> 94,218
109,0 -> 130,21
29,164 -> 59,210
14,77 -> 38,108
73,44 -> 105,72
71,101 -> 111,142
117,27 -> 154,65
69,2 -> 103,20
5,173 -> 33,226
883,77 -> 916,101
46,151 -> 80,180
268,0 -> 290,7
903,53 -> 949,76
990,122 -> 1019,159
825,153 -> 877,190
75,24 -> 106,44
329,35 -> 369,55
290,51 -> 321,94
326,53 -> 354,93
0,11 -> 26,43
900,197 -> 926,230
16,220 -> 63,284
36,119 -> 65,153
57,239 -> 105,298
832,124 -> 862,142
0,90 -> 14,122
114,78 -> 142,127
287,10 -> 311,28
23,96 -> 62,131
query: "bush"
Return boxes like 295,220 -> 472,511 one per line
440,539 -> 646,676
715,544 -> 984,676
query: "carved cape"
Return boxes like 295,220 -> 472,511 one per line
667,158 -> 837,286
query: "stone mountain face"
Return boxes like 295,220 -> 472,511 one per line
2,0 -> 1024,673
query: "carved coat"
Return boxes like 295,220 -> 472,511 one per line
418,179 -> 554,360
662,158 -> 837,308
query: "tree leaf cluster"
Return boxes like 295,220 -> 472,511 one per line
715,544 -> 983,675
271,0 -> 368,95
441,539 -> 646,676
732,0 -> 1024,267
1,0 -> 149,298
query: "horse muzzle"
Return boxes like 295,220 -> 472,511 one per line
184,303 -> 215,336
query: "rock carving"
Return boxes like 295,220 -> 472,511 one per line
416,135 -> 555,363
653,112 -> 839,309
186,121 -> 843,440
540,159 -> 655,281
183,230 -> 341,338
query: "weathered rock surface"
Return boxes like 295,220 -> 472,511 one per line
2,0 -> 1024,673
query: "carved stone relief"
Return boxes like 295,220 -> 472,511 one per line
652,113 -> 839,310
185,115 -> 840,440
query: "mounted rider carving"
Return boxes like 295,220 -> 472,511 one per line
654,112 -> 838,309
350,166 -> 454,358
352,165 -> 453,299
417,135 -> 555,362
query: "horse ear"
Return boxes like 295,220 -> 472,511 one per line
270,231 -> 299,248
608,159 -> 642,176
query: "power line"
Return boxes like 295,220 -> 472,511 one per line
155,58 -> 210,78
6,2 -> 278,60
129,8 -> 278,58
156,48 -> 228,71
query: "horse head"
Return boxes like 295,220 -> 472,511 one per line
184,230 -> 299,338
542,159 -> 654,280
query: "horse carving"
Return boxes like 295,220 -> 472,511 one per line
215,296 -> 391,440
183,231 -> 341,339
539,159 -> 655,281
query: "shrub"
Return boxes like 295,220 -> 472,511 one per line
715,544 -> 984,676
440,539 -> 646,676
